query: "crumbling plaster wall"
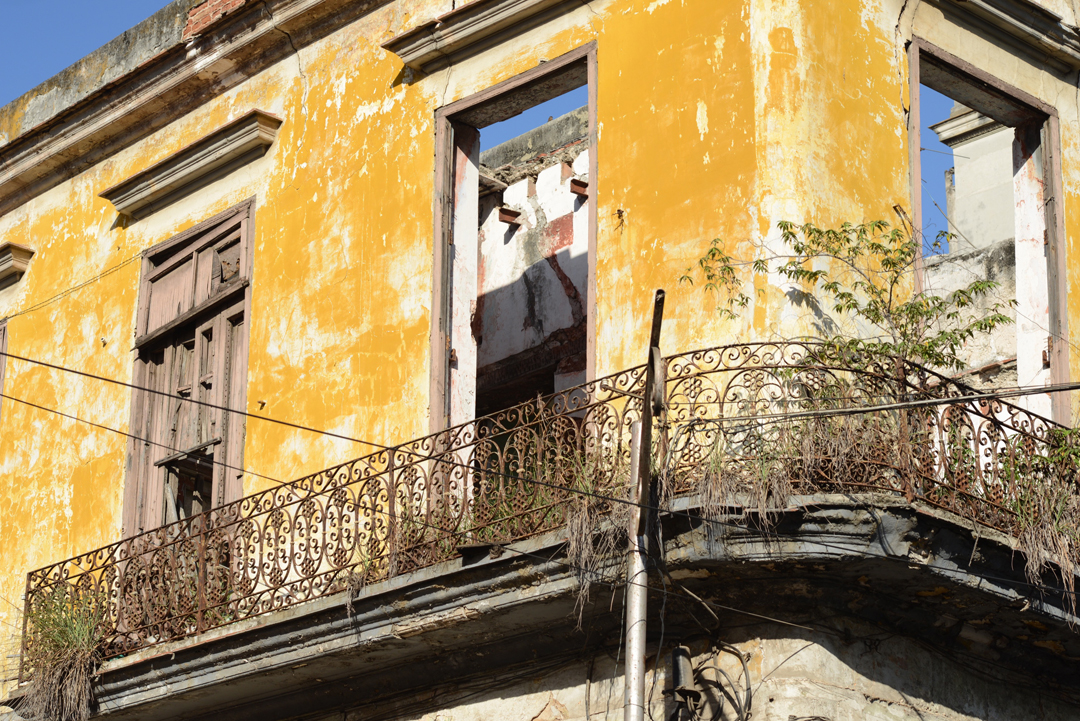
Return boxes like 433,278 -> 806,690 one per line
475,149 -> 589,389
342,619 -> 1080,721
924,241 -> 1018,372
3,0 -> 1080,697
0,0 -> 456,696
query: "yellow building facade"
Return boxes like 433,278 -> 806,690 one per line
2,0 -> 1080,712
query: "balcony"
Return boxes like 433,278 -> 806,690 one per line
18,341 -> 1076,683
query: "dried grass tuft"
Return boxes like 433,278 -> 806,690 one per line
1007,430 -> 1080,613
564,450 -> 632,625
20,586 -> 103,721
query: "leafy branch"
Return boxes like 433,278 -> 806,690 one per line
682,220 -> 1016,371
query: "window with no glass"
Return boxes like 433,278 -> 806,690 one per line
435,45 -> 596,427
911,40 -> 1067,421
124,201 -> 253,536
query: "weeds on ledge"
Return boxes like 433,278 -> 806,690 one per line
21,585 -> 104,721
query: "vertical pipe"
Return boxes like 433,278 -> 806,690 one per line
624,422 -> 647,721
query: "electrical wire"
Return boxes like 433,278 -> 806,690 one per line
2,334 -> 1068,462
0,254 -> 142,323
0,391 -> 283,487
0,349 -> 393,453
6,373 -> 1078,603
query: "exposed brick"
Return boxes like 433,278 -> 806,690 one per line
182,0 -> 249,41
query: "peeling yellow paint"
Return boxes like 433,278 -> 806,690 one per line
2,0 -> 1080,695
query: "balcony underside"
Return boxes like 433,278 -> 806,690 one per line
52,494 -> 1079,721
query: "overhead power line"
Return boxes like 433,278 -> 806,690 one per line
0,391 -> 283,486
8,383 -> 1076,604
0,348 -> 393,453
2,346 -> 1075,472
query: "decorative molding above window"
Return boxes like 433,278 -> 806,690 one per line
382,0 -> 577,74
0,242 -> 34,288
928,0 -> 1080,72
101,110 -> 282,220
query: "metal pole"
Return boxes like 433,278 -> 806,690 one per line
625,289 -> 665,721
624,422 -> 647,721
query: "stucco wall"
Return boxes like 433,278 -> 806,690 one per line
337,620 -> 1080,721
3,0 -> 1080,697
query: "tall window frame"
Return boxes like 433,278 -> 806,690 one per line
430,42 -> 598,432
908,38 -> 1070,423
123,199 -> 255,536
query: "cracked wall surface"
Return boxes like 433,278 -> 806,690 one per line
473,136 -> 589,415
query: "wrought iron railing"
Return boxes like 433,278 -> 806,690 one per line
19,342 -> 1069,680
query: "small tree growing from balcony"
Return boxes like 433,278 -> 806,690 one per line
681,219 -> 1080,608
681,219 -> 1015,373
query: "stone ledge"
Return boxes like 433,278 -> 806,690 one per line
382,0 -> 579,74
0,0 -> 394,218
59,494 -> 1080,721
0,243 -> 33,288
928,0 -> 1080,72
100,110 -> 281,220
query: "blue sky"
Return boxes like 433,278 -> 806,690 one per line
919,85 -> 956,253
0,3 -> 954,240
0,1 -> 168,109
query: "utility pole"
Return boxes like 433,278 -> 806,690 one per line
624,289 -> 665,721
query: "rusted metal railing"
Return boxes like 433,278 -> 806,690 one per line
19,342 -> 1066,680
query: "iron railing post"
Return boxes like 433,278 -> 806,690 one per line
387,448 -> 398,577
196,517 -> 207,635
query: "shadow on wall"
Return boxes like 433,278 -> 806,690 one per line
473,106 -> 590,416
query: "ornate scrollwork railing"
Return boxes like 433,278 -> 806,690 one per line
20,342 -> 1067,680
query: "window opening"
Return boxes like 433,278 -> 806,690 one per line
914,47 -> 1056,417
441,56 -> 592,424
125,202 -> 252,535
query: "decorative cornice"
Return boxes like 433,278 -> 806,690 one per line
100,111 -> 281,220
382,0 -> 578,74
929,108 -> 1005,148
0,0 -> 393,218
0,242 -> 34,287
928,0 -> 1080,72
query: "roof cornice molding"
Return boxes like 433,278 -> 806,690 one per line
929,108 -> 1005,147
927,0 -> 1080,72
0,0 -> 393,218
382,0 -> 580,74
101,110 -> 281,220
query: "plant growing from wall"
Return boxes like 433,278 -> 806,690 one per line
681,220 -> 1016,373
563,445 -> 632,622
20,584 -> 105,721
680,219 -> 1080,608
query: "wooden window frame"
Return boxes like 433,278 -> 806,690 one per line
908,38 -> 1070,423
430,42 -> 598,432
123,199 -> 256,537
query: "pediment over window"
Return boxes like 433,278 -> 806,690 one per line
101,110 -> 281,220
0,242 -> 33,288
382,0 -> 579,74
